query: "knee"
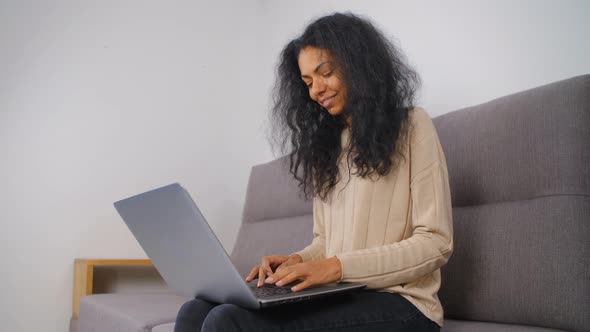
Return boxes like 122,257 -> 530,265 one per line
175,298 -> 216,331
176,299 -> 195,319
177,298 -> 210,319
201,304 -> 244,332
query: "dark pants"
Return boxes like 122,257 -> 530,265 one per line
174,290 -> 440,332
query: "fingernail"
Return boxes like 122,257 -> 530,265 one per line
291,286 -> 297,292
276,281 -> 283,286
265,277 -> 273,283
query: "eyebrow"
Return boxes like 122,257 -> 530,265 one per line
301,61 -> 333,79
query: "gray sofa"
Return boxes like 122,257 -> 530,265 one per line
73,75 -> 589,332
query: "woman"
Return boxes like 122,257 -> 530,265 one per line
175,12 -> 453,332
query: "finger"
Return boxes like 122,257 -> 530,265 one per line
274,262 -> 286,273
291,279 -> 313,292
266,265 -> 291,284
260,259 -> 274,276
256,258 -> 270,286
267,256 -> 282,270
268,255 -> 291,272
276,255 -> 300,273
257,266 -> 266,287
245,266 -> 259,282
275,270 -> 301,287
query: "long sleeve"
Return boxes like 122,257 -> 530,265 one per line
293,197 -> 326,262
335,109 -> 454,289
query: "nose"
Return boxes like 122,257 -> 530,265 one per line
310,79 -> 326,101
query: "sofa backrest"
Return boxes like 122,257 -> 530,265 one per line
434,75 -> 589,332
230,157 -> 313,277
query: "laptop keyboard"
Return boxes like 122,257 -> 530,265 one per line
250,284 -> 294,298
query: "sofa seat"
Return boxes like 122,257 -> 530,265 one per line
443,319 -> 569,331
78,293 -> 189,332
76,295 -> 572,332
151,323 -> 175,332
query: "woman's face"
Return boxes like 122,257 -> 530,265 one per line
298,46 -> 347,116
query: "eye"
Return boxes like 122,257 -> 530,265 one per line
323,71 -> 333,78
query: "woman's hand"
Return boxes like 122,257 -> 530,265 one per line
274,254 -> 302,273
264,256 -> 342,292
245,254 -> 303,287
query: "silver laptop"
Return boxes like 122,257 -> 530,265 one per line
114,183 -> 365,309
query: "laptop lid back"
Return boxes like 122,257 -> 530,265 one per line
114,183 -> 259,309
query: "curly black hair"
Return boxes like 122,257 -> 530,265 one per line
269,12 -> 421,201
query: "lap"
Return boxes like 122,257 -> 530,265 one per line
175,290 -> 438,332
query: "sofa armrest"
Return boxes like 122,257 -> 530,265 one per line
72,258 -> 153,319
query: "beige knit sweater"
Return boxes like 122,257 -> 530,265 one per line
294,108 -> 454,326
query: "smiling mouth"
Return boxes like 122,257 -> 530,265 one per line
320,95 -> 337,109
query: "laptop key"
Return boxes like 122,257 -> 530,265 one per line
251,284 -> 294,297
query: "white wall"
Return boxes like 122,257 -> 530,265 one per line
0,1 -> 588,331
0,1 -> 269,331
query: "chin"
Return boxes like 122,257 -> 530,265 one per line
326,106 -> 344,116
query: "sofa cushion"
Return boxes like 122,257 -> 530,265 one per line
231,214 -> 313,277
434,75 -> 590,207
241,157 -> 312,224
233,150 -> 315,277
443,319 -> 568,332
78,293 -> 189,332
439,196 -> 589,331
